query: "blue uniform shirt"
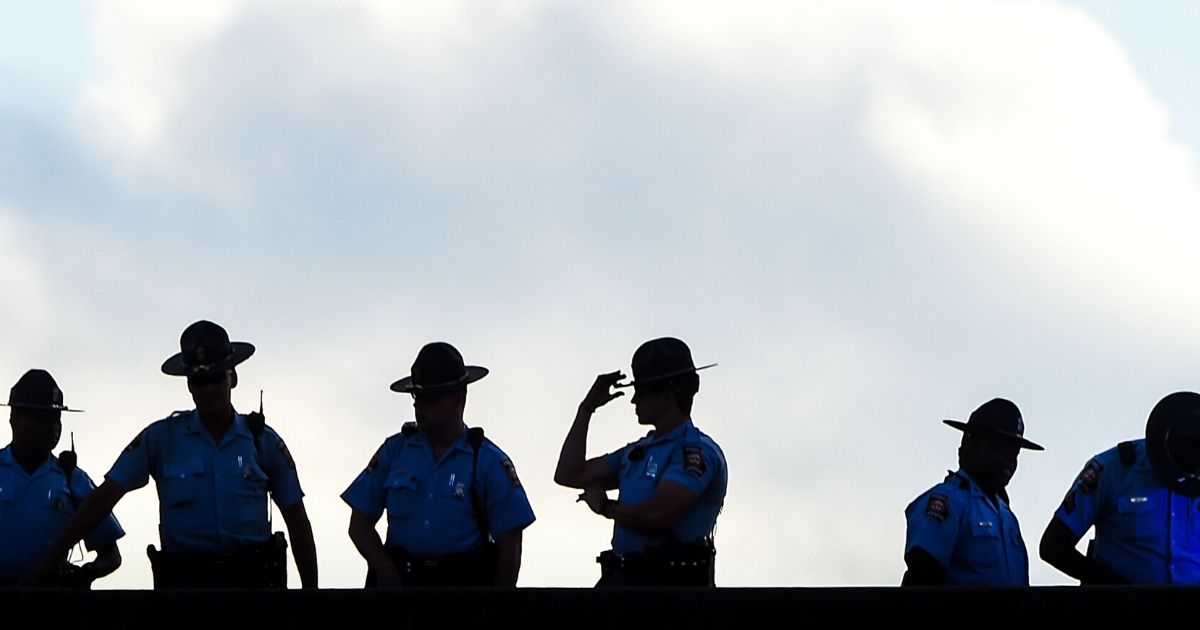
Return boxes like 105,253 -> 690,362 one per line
0,446 -> 125,585
904,470 -> 1029,586
602,419 -> 727,554
1053,439 -> 1200,584
341,424 -> 536,558
106,410 -> 304,554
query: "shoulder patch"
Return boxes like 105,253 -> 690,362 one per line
1077,460 -> 1103,494
924,492 -> 950,522
1062,490 -> 1076,514
501,459 -> 521,487
277,439 -> 296,470
365,446 -> 382,474
683,445 -> 707,478
125,431 -> 144,454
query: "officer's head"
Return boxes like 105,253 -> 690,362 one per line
4,369 -> 78,455
1145,392 -> 1200,496
623,338 -> 713,425
161,320 -> 254,416
945,398 -> 1043,494
390,342 -> 487,432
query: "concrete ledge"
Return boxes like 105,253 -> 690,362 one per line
2,586 -> 1183,628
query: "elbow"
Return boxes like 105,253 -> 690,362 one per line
553,469 -> 581,489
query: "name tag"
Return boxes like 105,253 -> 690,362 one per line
1129,496 -> 1148,504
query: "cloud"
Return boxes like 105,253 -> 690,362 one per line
0,0 -> 1197,587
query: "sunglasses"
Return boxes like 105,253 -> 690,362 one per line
187,371 -> 228,387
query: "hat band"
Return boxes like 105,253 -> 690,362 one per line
183,350 -> 236,373
410,372 -> 470,391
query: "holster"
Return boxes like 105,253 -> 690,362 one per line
597,539 -> 716,587
148,531 -> 288,588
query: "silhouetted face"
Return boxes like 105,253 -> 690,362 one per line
961,433 -> 1022,493
631,384 -> 674,426
187,371 -> 234,416
1165,419 -> 1200,475
10,408 -> 62,455
413,389 -> 465,432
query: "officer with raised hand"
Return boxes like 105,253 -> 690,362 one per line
902,398 -> 1043,586
0,369 -> 123,587
555,337 -> 727,587
1041,391 -> 1200,584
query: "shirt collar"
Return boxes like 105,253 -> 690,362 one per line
404,424 -> 474,456
649,418 -> 695,443
0,445 -> 61,476
184,410 -> 253,443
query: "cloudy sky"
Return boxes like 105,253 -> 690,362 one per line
3,0 -> 1200,588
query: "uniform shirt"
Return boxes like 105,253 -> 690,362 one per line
106,410 -> 304,554
1053,439 -> 1200,584
0,446 -> 125,585
341,424 -> 536,558
904,469 -> 1029,586
602,419 -> 727,555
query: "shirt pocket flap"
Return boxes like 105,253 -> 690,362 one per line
384,472 -> 419,492
1117,495 -> 1152,514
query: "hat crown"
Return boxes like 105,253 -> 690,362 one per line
410,342 -> 469,388
179,320 -> 234,370
966,398 -> 1025,436
631,337 -> 697,384
8,369 -> 65,409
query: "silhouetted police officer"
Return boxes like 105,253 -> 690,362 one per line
1041,391 -> 1200,584
555,337 -> 727,587
343,342 -> 535,587
25,320 -> 317,588
903,398 -> 1043,586
1,369 -> 122,587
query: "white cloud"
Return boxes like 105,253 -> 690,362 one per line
0,0 -> 1195,587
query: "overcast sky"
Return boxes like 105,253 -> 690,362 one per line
3,0 -> 1200,588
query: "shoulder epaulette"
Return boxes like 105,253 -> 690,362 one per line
1118,441 -> 1137,467
467,427 -> 485,452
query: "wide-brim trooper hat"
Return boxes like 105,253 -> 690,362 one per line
943,398 -> 1043,450
1,369 -> 83,412
1145,391 -> 1200,496
161,320 -> 255,377
613,337 -> 716,389
390,342 -> 488,395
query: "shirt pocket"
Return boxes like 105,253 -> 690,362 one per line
160,459 -> 206,508
966,519 -> 1003,567
230,458 -> 270,500
1116,494 -> 1158,542
384,472 -> 420,521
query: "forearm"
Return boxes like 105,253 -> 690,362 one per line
49,482 -> 124,564
281,502 -> 318,588
603,498 -> 673,533
349,512 -> 395,575
554,406 -> 594,487
1040,518 -> 1126,584
492,531 -> 522,586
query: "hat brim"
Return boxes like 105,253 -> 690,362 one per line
943,419 -> 1044,450
161,342 -> 256,377
390,366 -> 489,394
0,402 -> 83,413
614,363 -> 717,389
